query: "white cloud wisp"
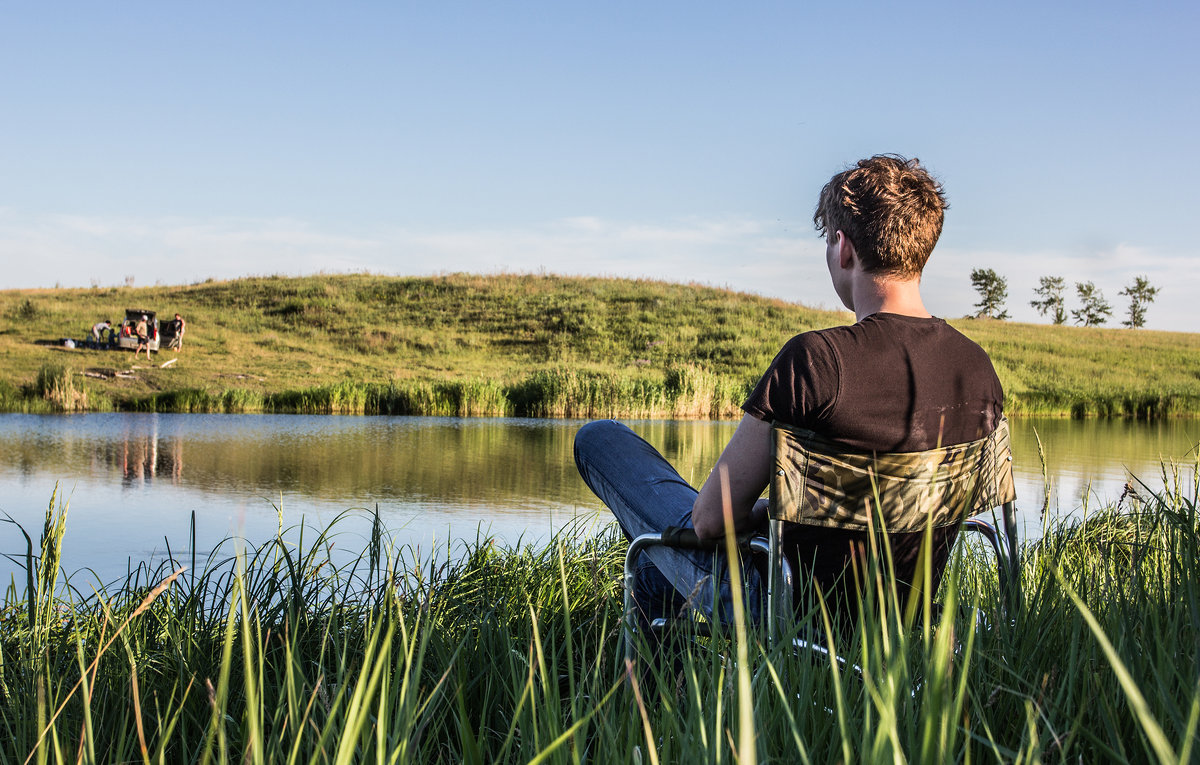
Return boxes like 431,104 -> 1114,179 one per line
0,209 -> 1189,332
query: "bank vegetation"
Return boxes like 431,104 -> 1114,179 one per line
3,273 -> 1199,418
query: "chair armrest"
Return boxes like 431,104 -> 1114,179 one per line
658,526 -> 718,550
634,526 -> 760,552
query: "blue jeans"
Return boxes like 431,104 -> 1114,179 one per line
573,420 -> 763,625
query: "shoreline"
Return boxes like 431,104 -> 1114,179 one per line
4,273 -> 1200,420
5,368 -> 1200,420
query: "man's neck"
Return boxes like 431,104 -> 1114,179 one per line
851,276 -> 931,322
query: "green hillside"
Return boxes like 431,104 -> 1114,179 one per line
2,272 -> 1198,417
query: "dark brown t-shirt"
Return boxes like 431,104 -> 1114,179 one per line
742,313 -> 1004,614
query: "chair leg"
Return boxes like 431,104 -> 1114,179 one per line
622,529 -> 777,683
757,521 -> 794,649
622,535 -> 661,667
961,516 -> 1019,625
1001,501 -> 1021,616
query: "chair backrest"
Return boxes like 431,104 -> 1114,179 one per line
769,418 -> 1016,533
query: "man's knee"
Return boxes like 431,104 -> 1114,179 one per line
572,419 -> 623,466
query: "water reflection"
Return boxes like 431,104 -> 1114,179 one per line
0,413 -> 1196,584
109,429 -> 184,487
1006,417 -> 1200,515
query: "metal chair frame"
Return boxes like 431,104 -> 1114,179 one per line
622,421 -> 1019,664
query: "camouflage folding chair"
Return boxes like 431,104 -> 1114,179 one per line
622,418 -> 1018,664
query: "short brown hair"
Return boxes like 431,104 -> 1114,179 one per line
813,155 -> 948,277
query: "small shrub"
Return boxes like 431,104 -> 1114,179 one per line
34,365 -> 88,411
16,298 -> 40,320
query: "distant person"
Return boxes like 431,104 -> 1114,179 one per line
91,319 -> 112,344
134,315 -> 151,359
168,313 -> 186,351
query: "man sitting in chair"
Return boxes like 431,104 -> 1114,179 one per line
574,154 -> 1003,631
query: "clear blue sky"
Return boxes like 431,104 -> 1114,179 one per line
2,1 -> 1197,330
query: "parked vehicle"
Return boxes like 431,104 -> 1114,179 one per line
115,309 -> 160,352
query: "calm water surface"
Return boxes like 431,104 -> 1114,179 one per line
1,413 -> 1197,584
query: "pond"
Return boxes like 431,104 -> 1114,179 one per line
0,413 -> 1197,585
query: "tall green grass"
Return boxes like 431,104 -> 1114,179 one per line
1004,389 -> 1200,419
2,468 -> 1199,762
34,365 -> 89,412
110,366 -> 752,418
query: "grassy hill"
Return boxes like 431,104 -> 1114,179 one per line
2,272 -> 1198,417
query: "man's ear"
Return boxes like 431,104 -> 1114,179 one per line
836,231 -> 857,269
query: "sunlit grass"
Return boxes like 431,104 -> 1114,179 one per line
2,273 -> 1199,417
3,461 -> 1199,762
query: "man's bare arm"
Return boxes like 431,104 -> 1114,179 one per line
691,414 -> 772,540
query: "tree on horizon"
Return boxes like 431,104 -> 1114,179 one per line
1072,281 -> 1112,327
970,268 -> 1010,320
1119,275 -> 1159,329
1030,276 -> 1068,325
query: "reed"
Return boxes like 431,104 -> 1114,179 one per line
2,464 -> 1198,762
1005,389 -> 1200,419
112,374 -> 1200,420
33,365 -> 89,412
104,366 -> 752,419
